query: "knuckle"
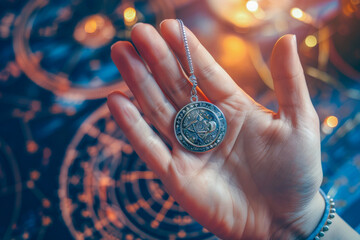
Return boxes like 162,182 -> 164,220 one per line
148,101 -> 171,121
153,48 -> 173,67
199,61 -> 220,81
276,68 -> 305,86
170,76 -> 190,97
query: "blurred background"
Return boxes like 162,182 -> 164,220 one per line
0,0 -> 360,239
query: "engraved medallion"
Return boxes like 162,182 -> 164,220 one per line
174,19 -> 227,152
174,101 -> 227,152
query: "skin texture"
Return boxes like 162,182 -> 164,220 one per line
107,19 -> 359,239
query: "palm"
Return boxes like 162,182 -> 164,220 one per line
108,20 -> 322,239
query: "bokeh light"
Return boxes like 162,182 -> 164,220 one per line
246,0 -> 259,12
84,19 -> 98,33
305,35 -> 318,48
124,7 -> 137,25
290,7 -> 304,19
325,116 -> 339,128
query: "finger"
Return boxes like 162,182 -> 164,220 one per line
131,23 -> 204,109
107,92 -> 171,179
160,19 -> 251,104
270,35 -> 316,122
111,41 -> 176,142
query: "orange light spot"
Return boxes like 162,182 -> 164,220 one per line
26,180 -> 35,189
177,230 -> 186,238
27,140 -> 38,153
22,232 -> 29,239
325,116 -> 338,128
30,170 -> 40,180
106,208 -> 117,221
42,216 -> 52,226
84,15 -> 105,34
220,35 -> 247,68
42,198 -> 51,208
124,7 -> 137,24
151,220 -> 159,228
84,19 -> 98,33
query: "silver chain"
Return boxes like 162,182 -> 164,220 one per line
177,19 -> 198,102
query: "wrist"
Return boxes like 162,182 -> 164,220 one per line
295,191 -> 326,238
274,191 -> 325,240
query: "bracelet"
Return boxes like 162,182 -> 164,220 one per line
305,189 -> 336,240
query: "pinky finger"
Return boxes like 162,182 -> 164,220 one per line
107,91 -> 172,179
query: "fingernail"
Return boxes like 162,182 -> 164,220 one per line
159,19 -> 166,28
107,92 -> 138,122
110,41 -> 121,51
107,91 -> 126,100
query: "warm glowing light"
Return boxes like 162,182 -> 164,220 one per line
106,208 -> 117,221
124,7 -> 137,24
290,8 -> 304,19
84,19 -> 98,33
220,35 -> 247,68
290,7 -> 313,24
305,35 -> 317,48
22,232 -> 29,240
26,180 -> 35,189
30,170 -> 40,180
27,140 -> 38,153
325,116 -> 338,128
74,14 -> 115,48
42,216 -> 52,226
246,0 -> 259,12
42,199 -> 51,208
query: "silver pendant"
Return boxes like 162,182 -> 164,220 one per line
174,101 -> 227,152
174,19 -> 226,152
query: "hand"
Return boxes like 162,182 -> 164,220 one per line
108,19 -> 323,239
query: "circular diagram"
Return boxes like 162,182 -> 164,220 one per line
59,104 -> 217,240
13,0 -> 175,100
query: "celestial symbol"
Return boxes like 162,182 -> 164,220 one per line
175,102 -> 227,152
59,104 -> 217,239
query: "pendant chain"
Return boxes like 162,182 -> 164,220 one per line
177,19 -> 198,102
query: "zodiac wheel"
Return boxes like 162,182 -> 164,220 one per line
59,104 -> 217,240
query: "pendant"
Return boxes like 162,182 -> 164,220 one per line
174,101 -> 227,152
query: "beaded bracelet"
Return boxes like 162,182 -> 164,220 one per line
305,189 -> 336,240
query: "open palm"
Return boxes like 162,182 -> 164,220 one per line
108,19 -> 324,239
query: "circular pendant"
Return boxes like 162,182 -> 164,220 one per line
174,101 -> 227,152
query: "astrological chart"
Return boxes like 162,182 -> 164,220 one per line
59,104 -> 217,240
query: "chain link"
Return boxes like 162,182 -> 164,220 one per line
177,19 -> 198,102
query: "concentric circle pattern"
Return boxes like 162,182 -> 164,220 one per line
59,104 -> 217,240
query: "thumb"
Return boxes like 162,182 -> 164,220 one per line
270,34 -> 315,124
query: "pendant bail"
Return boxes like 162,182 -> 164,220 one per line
189,74 -> 198,102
